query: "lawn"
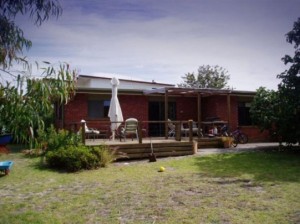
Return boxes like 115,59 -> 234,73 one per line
0,147 -> 299,224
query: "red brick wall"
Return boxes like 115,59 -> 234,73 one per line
176,97 -> 198,121
230,96 -> 239,129
64,94 -> 88,124
119,95 -> 148,121
62,93 -> 149,133
119,95 -> 148,131
202,95 -> 228,121
200,95 -> 270,142
62,94 -> 90,131
238,126 -> 270,142
201,95 -> 239,129
60,92 -> 270,142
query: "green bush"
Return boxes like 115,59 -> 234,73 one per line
38,125 -> 81,151
91,145 -> 117,167
45,145 -> 116,172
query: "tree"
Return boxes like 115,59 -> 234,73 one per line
0,1 -> 78,147
0,0 -> 62,69
250,18 -> 300,145
276,17 -> 300,144
179,65 -> 230,89
250,87 -> 280,137
0,63 -> 77,144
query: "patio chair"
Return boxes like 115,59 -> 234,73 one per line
80,120 -> 100,139
181,121 -> 202,137
168,119 -> 175,137
193,122 -> 204,137
181,123 -> 189,137
121,118 -> 139,141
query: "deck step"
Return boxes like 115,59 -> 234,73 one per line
109,142 -> 195,160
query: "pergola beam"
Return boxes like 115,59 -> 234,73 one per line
165,89 -> 169,139
197,93 -> 202,136
227,93 -> 231,130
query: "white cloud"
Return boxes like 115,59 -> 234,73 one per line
16,0 -> 300,90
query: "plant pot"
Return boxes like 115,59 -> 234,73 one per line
223,141 -> 230,148
0,134 -> 13,146
222,137 -> 233,148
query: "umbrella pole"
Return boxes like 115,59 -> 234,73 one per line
112,131 -> 115,141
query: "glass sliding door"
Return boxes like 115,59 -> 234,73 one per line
148,101 -> 176,136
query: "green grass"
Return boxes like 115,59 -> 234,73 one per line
0,147 -> 299,223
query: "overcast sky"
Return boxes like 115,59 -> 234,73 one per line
19,0 -> 300,91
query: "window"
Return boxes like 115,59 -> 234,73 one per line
88,100 -> 110,119
238,102 -> 252,126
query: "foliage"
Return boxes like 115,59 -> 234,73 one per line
0,62 -> 77,144
21,126 -> 81,157
92,145 -> 118,167
179,65 -> 230,89
0,0 -> 62,69
250,87 -> 280,131
46,145 -> 98,172
276,18 -> 300,144
45,145 -> 116,172
37,125 -> 81,151
251,18 -> 300,145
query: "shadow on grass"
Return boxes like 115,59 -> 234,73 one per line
28,156 -> 71,174
6,144 -> 27,154
0,172 -> 8,177
194,149 -> 300,183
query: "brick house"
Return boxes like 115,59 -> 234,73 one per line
55,75 -> 270,142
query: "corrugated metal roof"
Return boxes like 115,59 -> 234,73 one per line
143,87 -> 256,97
76,75 -> 175,92
76,75 -> 256,96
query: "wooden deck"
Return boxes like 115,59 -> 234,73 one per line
85,137 -> 224,160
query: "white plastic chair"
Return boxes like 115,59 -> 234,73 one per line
121,118 -> 139,141
168,119 -> 175,137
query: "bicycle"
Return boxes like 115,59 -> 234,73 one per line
230,127 -> 248,144
220,124 -> 238,147
230,134 -> 239,147
220,124 -> 229,137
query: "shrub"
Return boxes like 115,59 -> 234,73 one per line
91,145 -> 117,167
38,125 -> 81,151
45,145 -> 116,172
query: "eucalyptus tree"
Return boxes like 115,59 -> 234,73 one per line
179,65 -> 230,89
0,0 -> 70,145
0,0 -> 62,69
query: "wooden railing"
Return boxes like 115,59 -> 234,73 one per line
76,120 -> 201,144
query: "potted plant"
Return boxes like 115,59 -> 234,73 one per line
221,136 -> 233,148
0,129 -> 13,154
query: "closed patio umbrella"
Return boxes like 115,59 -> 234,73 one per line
108,77 -> 123,140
